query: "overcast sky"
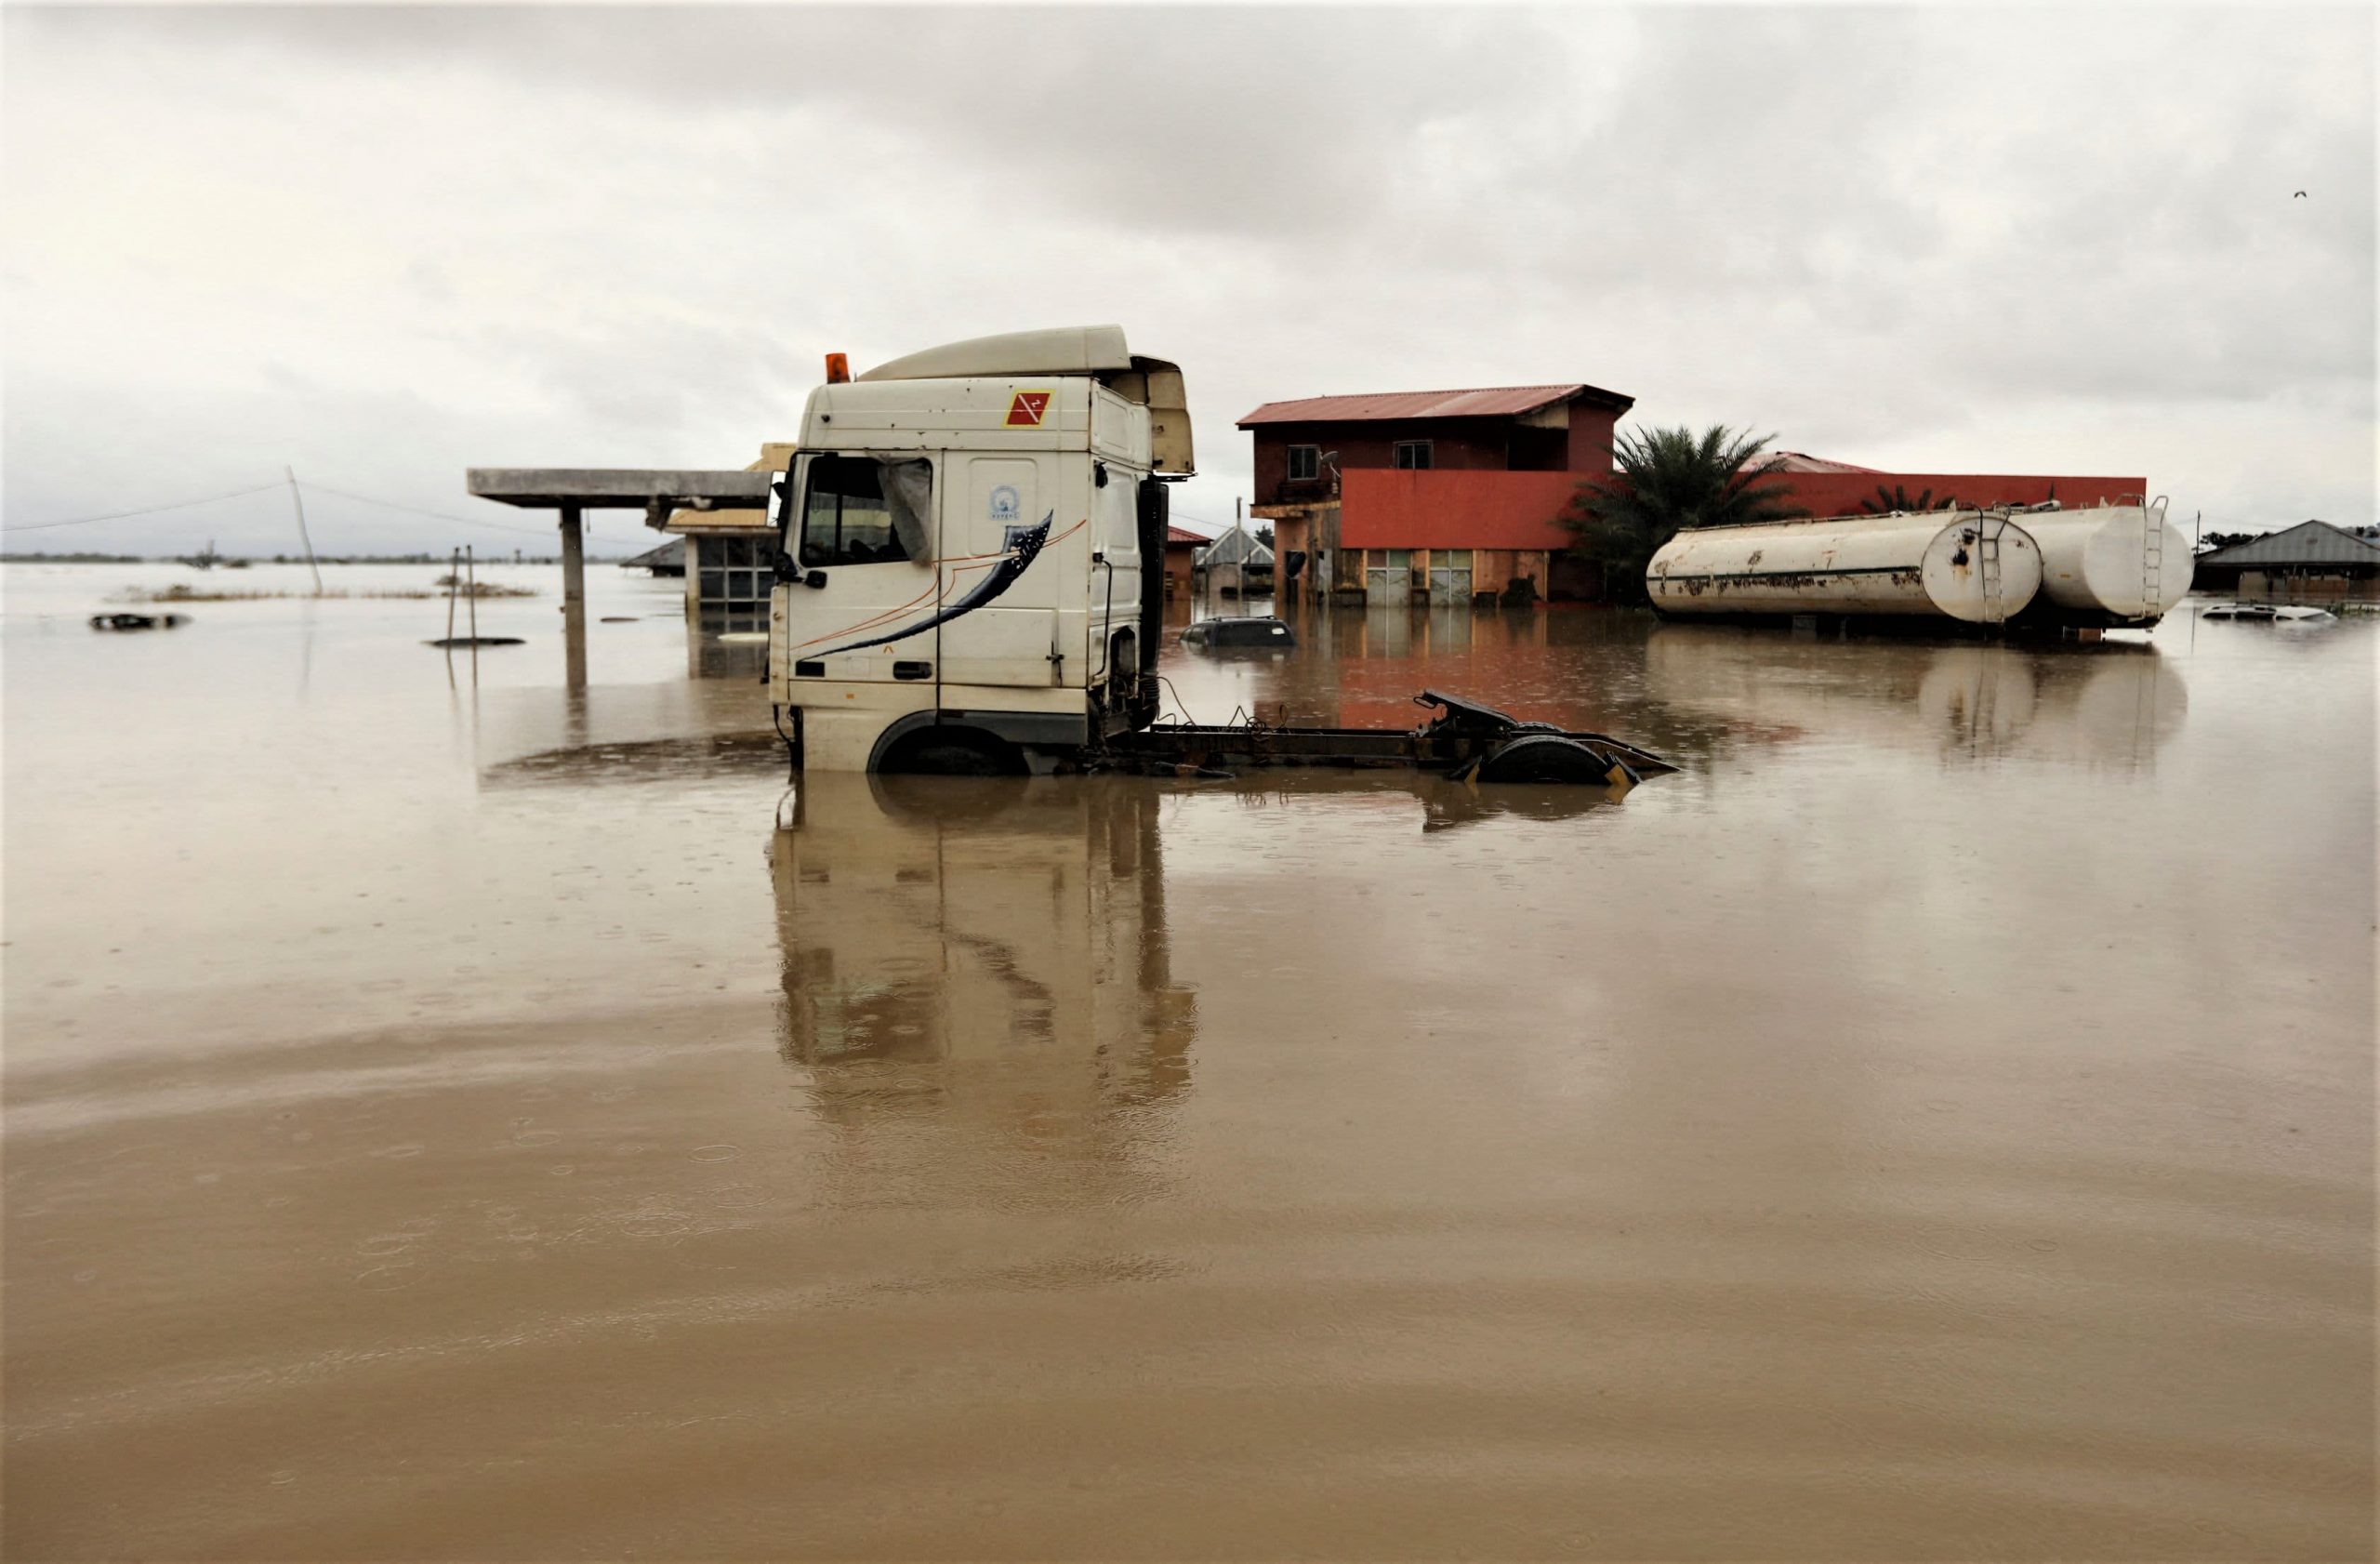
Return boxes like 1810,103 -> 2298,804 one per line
3,4 -> 2372,557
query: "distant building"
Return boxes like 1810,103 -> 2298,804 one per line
621,537 -> 685,577
658,444 -> 791,633
1245,380 -> 2146,605
1196,524 -> 1276,572
2192,521 -> 2380,603
1163,525 -> 1202,596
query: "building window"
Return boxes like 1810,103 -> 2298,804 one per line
696,534 -> 774,634
1394,440 -> 1433,471
1287,444 -> 1322,482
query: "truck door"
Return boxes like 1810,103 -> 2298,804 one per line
936,455 -> 1061,689
778,453 -> 942,683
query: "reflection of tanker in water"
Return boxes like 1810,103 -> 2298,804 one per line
770,774 -> 1197,1201
1645,625 -> 2188,768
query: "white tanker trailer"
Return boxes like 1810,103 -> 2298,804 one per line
1645,499 -> 2188,632
2022,499 -> 2190,628
1646,510 -> 2044,626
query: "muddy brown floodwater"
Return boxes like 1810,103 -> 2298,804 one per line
4,563 -> 2373,1560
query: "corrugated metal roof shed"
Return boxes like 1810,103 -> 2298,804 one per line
2195,520 -> 2380,570
1166,525 -> 1206,545
1236,382 -> 1633,426
621,537 -> 685,575
1198,528 -> 1275,567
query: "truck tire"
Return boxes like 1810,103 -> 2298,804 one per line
879,729 -> 1025,777
1475,734 -> 1623,786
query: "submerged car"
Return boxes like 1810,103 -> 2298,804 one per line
1181,616 -> 1295,649
2200,602 -> 2335,623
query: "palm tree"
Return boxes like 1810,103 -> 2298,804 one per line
1561,425 -> 1805,603
1858,484 -> 1959,514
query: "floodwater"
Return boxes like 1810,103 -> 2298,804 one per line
5,562 -> 2372,1560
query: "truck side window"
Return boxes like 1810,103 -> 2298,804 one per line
800,456 -> 932,567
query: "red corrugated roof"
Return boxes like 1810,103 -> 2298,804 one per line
1165,525 -> 1205,545
1236,382 -> 1633,426
1749,451 -> 1883,474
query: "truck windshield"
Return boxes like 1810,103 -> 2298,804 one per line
798,455 -> 932,567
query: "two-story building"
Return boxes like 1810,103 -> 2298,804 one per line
1241,382 -> 1636,604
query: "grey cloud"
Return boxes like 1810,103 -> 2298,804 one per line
3,4 -> 2372,557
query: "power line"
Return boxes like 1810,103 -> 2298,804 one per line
297,481 -> 559,539
3,475 -> 578,543
2,481 -> 287,533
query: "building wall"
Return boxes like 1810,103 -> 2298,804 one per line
1340,471 -> 1580,550
1565,405 -> 1623,473
1332,469 -> 2151,555
1752,471 -> 2148,520
2229,569 -> 2380,603
1251,420 -> 1517,506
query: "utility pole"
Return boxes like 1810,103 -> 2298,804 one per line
285,466 -> 323,595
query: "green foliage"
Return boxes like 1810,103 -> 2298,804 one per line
1859,484 -> 1960,514
1561,425 -> 1805,603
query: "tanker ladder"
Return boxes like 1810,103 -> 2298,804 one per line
2141,494 -> 2169,619
1096,689 -> 1677,790
1978,520 -> 2005,627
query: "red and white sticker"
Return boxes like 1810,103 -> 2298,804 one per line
1005,390 -> 1053,428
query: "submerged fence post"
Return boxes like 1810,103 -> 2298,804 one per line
560,504 -> 588,690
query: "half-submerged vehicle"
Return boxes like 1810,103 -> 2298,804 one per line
766,327 -> 1672,788
1180,615 -> 1295,649
2200,602 -> 2334,623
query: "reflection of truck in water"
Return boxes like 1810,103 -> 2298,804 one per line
764,327 -> 1673,789
771,774 -> 1196,1194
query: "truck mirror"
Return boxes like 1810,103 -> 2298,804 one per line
772,549 -> 802,585
802,571 -> 829,590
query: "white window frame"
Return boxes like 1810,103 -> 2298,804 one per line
1287,444 -> 1322,482
1394,440 -> 1434,471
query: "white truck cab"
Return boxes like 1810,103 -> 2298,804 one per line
766,326 -> 1192,774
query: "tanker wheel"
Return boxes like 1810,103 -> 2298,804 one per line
1474,734 -> 1623,786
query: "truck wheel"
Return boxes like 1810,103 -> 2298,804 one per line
1475,734 -> 1620,786
879,729 -> 1025,776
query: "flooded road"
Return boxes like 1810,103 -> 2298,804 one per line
5,563 -> 2372,1559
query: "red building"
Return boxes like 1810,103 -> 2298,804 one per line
1245,384 -> 2144,605
1242,383 -> 1633,603
1162,524 -> 1202,597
